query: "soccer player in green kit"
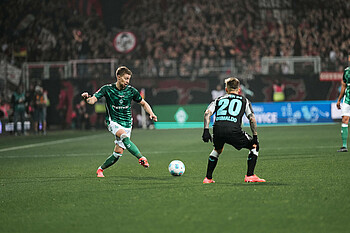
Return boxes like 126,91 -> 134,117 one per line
336,66 -> 350,152
82,66 -> 158,177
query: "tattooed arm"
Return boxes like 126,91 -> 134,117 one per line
247,113 -> 257,136
204,109 -> 213,129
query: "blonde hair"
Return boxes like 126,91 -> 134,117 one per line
225,77 -> 240,91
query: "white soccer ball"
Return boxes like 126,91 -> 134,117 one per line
168,160 -> 185,176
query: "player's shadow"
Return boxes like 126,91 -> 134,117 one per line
219,182 -> 287,186
113,175 -> 174,181
6,177 -> 91,184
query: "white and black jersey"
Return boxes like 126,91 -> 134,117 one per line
207,93 -> 253,132
206,93 -> 255,151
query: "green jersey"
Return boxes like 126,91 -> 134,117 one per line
343,67 -> 350,104
94,83 -> 142,128
12,91 -> 26,112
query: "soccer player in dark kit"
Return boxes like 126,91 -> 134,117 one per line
202,77 -> 266,183
82,66 -> 157,177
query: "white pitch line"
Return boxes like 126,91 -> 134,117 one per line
0,134 -> 104,153
0,153 -> 106,159
0,150 -> 203,159
0,132 -> 337,158
0,147 -> 337,159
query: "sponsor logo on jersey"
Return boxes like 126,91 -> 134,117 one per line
112,105 -> 129,110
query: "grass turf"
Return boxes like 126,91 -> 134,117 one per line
0,124 -> 349,233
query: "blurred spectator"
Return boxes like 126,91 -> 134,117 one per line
33,85 -> 48,134
75,100 -> 90,130
25,82 -> 36,126
73,29 -> 90,77
11,85 -> 27,135
211,84 -> 225,100
272,79 -> 286,102
56,83 -> 69,129
0,95 -> 10,119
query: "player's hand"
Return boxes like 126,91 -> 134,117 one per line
81,92 -> 90,99
336,101 -> 341,110
252,135 -> 259,152
150,114 -> 158,122
202,129 -> 212,143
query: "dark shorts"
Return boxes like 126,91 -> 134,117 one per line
213,126 -> 254,151
34,108 -> 46,122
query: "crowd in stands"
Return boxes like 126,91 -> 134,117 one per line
0,0 -> 349,78
0,0 -> 113,68
1,0 -> 350,130
121,0 -> 349,76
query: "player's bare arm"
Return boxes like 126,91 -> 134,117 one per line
204,109 -> 213,129
81,92 -> 97,105
337,81 -> 346,109
247,113 -> 258,136
202,109 -> 213,143
139,99 -> 158,121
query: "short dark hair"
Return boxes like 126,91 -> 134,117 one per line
116,66 -> 132,77
225,77 -> 240,91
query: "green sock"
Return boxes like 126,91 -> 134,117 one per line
122,137 -> 142,159
101,152 -> 121,169
341,125 -> 348,148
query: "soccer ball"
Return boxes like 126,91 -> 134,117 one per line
168,160 -> 185,176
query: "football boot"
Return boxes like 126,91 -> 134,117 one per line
337,147 -> 348,152
244,174 -> 266,183
139,157 -> 149,168
203,177 -> 215,183
96,168 -> 105,178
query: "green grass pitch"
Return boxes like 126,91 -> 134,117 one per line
0,124 -> 349,233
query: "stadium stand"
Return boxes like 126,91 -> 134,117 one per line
0,0 -> 349,132
0,0 -> 349,75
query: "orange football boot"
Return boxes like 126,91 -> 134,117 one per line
203,177 -> 215,183
138,157 -> 149,168
96,168 -> 105,178
244,174 -> 266,183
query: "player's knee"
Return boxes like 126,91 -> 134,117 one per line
210,149 -> 221,158
114,145 -> 124,154
120,133 -> 129,141
113,151 -> 123,157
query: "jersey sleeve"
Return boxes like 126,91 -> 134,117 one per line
206,99 -> 217,113
343,67 -> 350,83
244,98 -> 254,117
132,87 -> 142,103
93,85 -> 107,100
